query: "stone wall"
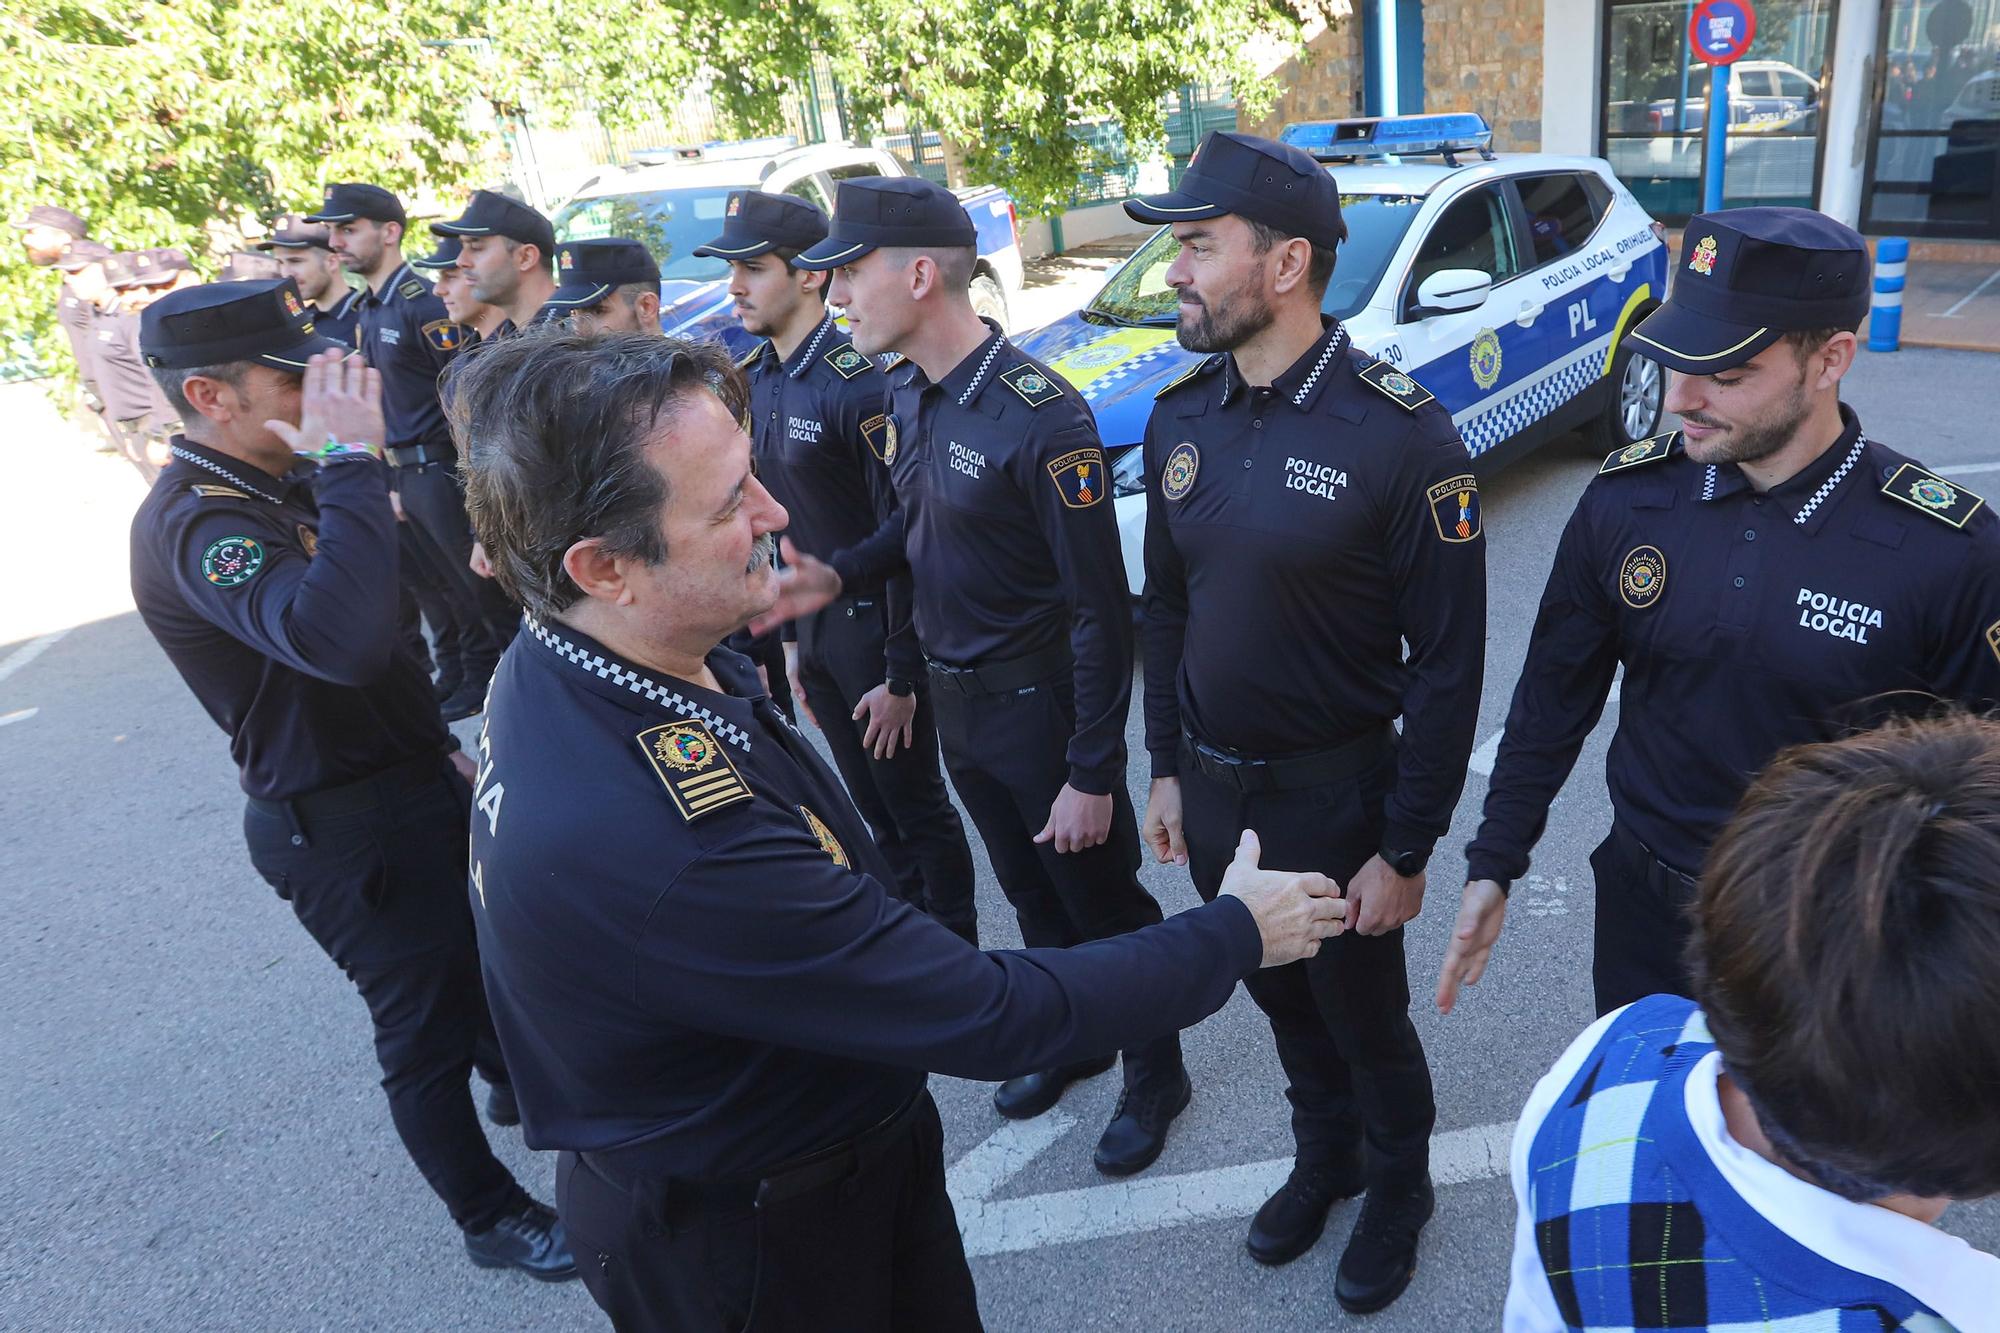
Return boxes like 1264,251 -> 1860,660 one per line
1239,16 -> 1369,139
1425,0 -> 1545,150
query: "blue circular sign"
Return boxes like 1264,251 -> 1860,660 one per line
1689,0 -> 1757,64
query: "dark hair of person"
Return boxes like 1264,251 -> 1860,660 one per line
446,325 -> 746,622
1782,324 -> 1861,360
1691,710 -> 2000,1201
769,246 -> 830,304
1241,216 -> 1341,295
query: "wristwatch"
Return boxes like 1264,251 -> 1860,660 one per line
885,678 -> 917,698
1378,843 -> 1431,878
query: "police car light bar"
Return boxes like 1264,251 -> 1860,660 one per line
1279,114 -> 1496,165
631,135 -> 800,166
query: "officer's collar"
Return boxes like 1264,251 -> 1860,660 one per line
312,288 -> 358,320
780,311 -> 841,380
1220,318 -> 1350,412
929,317 -> 1010,408
1697,403 -> 1868,533
361,262 -> 416,306
521,614 -> 759,752
166,436 -> 310,505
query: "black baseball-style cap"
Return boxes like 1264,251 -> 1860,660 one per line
13,205 -> 87,237
411,234 -> 463,272
122,247 -> 194,288
1629,208 -> 1872,374
545,238 -> 663,309
692,190 -> 829,261
430,189 -> 557,257
305,183 -> 407,226
1124,131 -> 1346,254
257,213 -> 334,252
56,239 -> 113,273
793,177 -> 975,271
139,278 -> 349,371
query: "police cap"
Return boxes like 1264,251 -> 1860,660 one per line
545,238 -> 663,309
305,183 -> 407,227
411,235 -> 463,272
793,177 -> 974,271
256,213 -> 334,252
218,251 -> 280,283
1629,207 -> 1872,374
1124,131 -> 1345,254
12,205 -> 88,238
430,189 -> 557,257
139,279 -> 349,371
56,239 -> 113,273
123,247 -> 195,288
692,190 -> 829,261
103,250 -> 143,287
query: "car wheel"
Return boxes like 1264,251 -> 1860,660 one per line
969,274 -> 1008,332
1589,339 -> 1665,453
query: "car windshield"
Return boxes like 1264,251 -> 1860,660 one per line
1086,191 -> 1426,325
552,186 -> 739,283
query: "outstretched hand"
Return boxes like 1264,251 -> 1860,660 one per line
747,537 -> 841,637
1218,829 -> 1348,968
266,349 -> 384,457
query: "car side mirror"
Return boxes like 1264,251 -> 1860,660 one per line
1413,268 -> 1493,318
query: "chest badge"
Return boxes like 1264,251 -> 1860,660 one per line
798,805 -> 850,869
1162,442 -> 1200,502
1620,545 -> 1667,608
1047,447 -> 1106,508
297,524 -> 319,559
1426,475 -> 1481,542
637,721 -> 752,821
201,536 -> 265,587
1469,329 -> 1503,391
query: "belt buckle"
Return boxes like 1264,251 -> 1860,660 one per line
1196,741 -> 1265,792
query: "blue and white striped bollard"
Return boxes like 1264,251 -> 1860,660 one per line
1869,237 -> 1908,353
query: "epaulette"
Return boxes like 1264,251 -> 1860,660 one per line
397,278 -> 425,301
635,720 -> 752,822
189,484 -> 249,500
1600,432 -> 1679,474
1882,462 -> 1985,529
735,342 -> 766,370
823,343 -> 871,380
1356,360 -> 1436,411
882,353 -> 911,375
998,362 -> 1065,407
1154,355 -> 1222,400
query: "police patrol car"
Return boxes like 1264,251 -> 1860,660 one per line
1013,113 -> 1673,593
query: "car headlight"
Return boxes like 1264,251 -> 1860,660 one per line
1109,444 -> 1145,498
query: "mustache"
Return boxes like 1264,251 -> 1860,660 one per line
1679,412 -> 1726,429
746,532 -> 775,574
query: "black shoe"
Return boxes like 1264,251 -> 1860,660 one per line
1246,1157 -> 1365,1266
1335,1177 -> 1435,1314
992,1054 -> 1115,1120
440,684 -> 485,722
432,672 -> 463,702
465,1201 -> 578,1282
485,1081 -> 519,1127
1091,1068 -> 1193,1177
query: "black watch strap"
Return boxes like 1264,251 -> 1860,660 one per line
1379,844 -> 1431,877
886,677 -> 916,698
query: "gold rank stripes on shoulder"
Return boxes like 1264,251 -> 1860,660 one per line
1600,432 -> 1678,474
190,484 -> 249,500
1882,462 -> 1986,528
1356,360 -> 1436,411
636,720 -> 753,821
998,362 -> 1065,407
398,278 -> 425,300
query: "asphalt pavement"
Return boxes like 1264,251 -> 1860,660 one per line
4,328 -> 1999,1331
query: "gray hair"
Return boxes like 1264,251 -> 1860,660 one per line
149,361 -> 252,423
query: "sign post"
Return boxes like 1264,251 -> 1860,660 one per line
1688,0 -> 1757,212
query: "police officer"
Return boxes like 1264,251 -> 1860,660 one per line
759,177 -> 1192,1175
1124,132 -> 1485,1312
121,247 -> 202,301
416,235 -> 505,341
432,189 -> 559,334
1441,208 -> 2000,1019
309,182 -> 513,718
258,213 -> 360,346
85,249 -> 166,472
543,235 -> 662,335
694,194 -> 979,943
447,326 -> 1348,1332
127,281 -> 573,1280
15,205 -> 96,395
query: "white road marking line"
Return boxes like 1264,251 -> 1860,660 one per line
0,629 -> 69,688
0,708 -> 38,728
1940,461 -> 2000,477
947,1109 -> 1078,1205
1468,677 -> 1619,778
952,1119 -> 1516,1259
1938,267 -> 2000,319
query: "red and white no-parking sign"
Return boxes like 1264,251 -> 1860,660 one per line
1689,0 -> 1757,64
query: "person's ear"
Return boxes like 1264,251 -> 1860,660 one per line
1814,331 -> 1858,390
1269,236 -> 1313,297
638,289 -> 661,323
180,373 -> 237,425
562,538 -> 633,606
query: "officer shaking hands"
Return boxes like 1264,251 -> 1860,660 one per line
127,281 -> 572,1281
1127,131 -> 1486,1314
447,327 -> 1349,1332
760,177 -> 1198,1177
1441,207 -> 2000,1018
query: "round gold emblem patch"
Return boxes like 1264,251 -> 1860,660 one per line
1162,442 -> 1200,502
1620,545 -> 1667,608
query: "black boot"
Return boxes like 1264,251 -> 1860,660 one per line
485,1080 -> 519,1127
1246,1156 -> 1365,1266
1335,1177 -> 1435,1314
464,1200 -> 578,1282
1091,1067 -> 1193,1177
992,1054 -> 1115,1119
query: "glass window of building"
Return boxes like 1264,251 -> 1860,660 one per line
1864,0 -> 2000,238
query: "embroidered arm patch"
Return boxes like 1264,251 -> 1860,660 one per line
861,414 -> 892,464
421,319 -> 466,353
1047,447 -> 1107,508
1427,475 -> 1481,542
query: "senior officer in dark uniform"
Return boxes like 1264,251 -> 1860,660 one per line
760,178 -> 1195,1174
126,281 -> 573,1280
694,194 -> 979,942
310,182 -> 514,719
259,213 -> 361,346
1127,132 -> 1486,1313
1441,207 -> 2000,1020
447,326 -> 1348,1332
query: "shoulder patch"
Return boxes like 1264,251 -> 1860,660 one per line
1047,446 -> 1107,508
200,535 -> 265,588
636,721 -> 753,821
798,805 -> 851,868
189,484 -> 249,500
1427,475 -> 1481,542
1600,432 -> 1678,474
1882,463 -> 1985,528
1154,356 -> 1219,400
398,278 -> 425,300
861,414 -> 892,464
823,343 -> 871,380
1356,360 -> 1436,411
999,362 -> 1065,407
420,318 -> 466,353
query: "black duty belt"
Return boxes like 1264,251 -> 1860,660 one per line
245,748 -> 450,822
1182,724 -> 1393,794
386,442 -> 455,469
1610,820 -> 1699,898
924,642 -> 1070,696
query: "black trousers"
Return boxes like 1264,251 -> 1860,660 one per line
1179,744 -> 1436,1186
558,1092 -> 982,1333
395,522 -> 458,681
390,459 -> 517,677
797,598 -> 976,941
242,757 -> 529,1233
929,672 -> 1181,1089
1589,820 -> 1700,1016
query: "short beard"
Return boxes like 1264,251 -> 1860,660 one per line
1175,281 -> 1275,354
1681,370 -> 1812,466
471,270 -> 516,308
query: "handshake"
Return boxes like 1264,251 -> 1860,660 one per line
1216,829 -> 1350,966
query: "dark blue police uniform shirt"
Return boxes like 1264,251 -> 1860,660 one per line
1142,321 -> 1488,856
468,616 -> 1261,1174
1469,405 -> 2000,883
354,264 -> 465,450
129,440 -> 450,799
740,312 -> 918,681
829,320 -> 1134,793
309,287 -> 362,350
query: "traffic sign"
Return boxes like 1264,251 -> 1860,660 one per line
1689,0 -> 1757,65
